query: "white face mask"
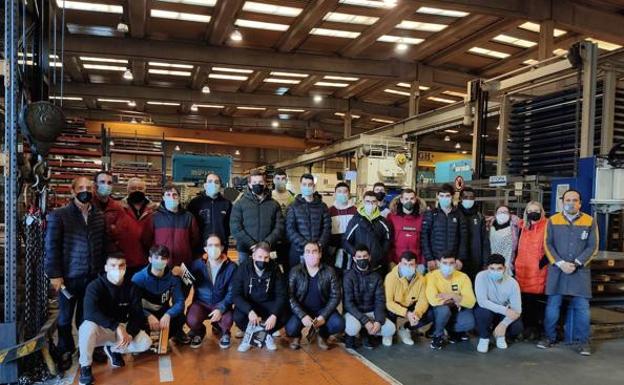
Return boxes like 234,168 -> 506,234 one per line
205,246 -> 221,261
107,268 -> 125,285
364,203 -> 375,215
496,213 -> 510,224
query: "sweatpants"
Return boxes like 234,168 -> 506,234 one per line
186,301 -> 234,338
78,321 -> 151,366
344,312 -> 396,337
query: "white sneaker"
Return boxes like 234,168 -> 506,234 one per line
237,341 -> 251,353
265,335 -> 277,351
477,338 -> 489,353
272,329 -> 281,337
382,336 -> 393,347
397,328 -> 414,346
496,336 -> 508,349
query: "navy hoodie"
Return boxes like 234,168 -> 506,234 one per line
131,264 -> 185,318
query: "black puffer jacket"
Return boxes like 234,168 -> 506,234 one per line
288,263 -> 341,320
421,206 -> 468,262
230,188 -> 284,252
457,206 -> 491,278
343,267 -> 386,325
286,194 -> 332,264
343,213 -> 391,268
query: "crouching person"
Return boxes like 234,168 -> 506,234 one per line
426,254 -> 476,350
287,241 -> 344,350
78,254 -> 151,385
232,242 -> 289,352
384,251 -> 430,346
343,245 -> 396,350
474,254 -> 523,353
131,245 -> 188,347
186,235 -> 237,349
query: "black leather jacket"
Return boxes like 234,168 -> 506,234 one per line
288,263 -> 341,320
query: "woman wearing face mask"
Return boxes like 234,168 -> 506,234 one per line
486,205 -> 520,274
514,201 -> 548,340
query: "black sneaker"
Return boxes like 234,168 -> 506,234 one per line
190,335 -> 203,349
79,365 -> 94,385
58,351 -> 74,372
345,335 -> 356,350
362,335 -> 375,350
172,332 -> 191,345
219,333 -> 231,349
92,347 -> 107,363
104,345 -> 125,368
430,336 -> 444,350
537,339 -> 556,349
448,332 -> 468,343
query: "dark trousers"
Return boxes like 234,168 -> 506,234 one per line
285,311 -> 345,338
57,276 -> 93,353
126,265 -> 147,280
387,308 -> 433,330
233,304 -> 289,334
145,308 -> 186,337
521,293 -> 545,331
432,304 -> 475,338
474,306 -> 523,339
186,302 -> 234,338
276,241 -> 290,272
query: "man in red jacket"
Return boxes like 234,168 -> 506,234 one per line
91,172 -> 124,257
387,189 -> 425,274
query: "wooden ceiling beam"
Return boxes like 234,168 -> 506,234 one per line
206,0 -> 245,45
275,0 -> 339,52
242,70 -> 269,93
128,0 -> 147,39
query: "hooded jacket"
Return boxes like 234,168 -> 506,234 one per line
515,218 -> 548,294
187,192 -> 232,253
131,264 -> 185,317
150,203 -> 201,267
189,257 -> 237,312
231,259 -> 288,316
387,197 -> 426,265
343,205 -> 392,268
286,193 -> 332,265
230,187 -> 284,252
384,264 -> 428,318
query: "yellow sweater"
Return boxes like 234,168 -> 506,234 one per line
425,269 -> 476,308
384,265 -> 429,319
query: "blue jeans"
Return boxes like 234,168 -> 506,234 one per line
544,294 -> 590,344
285,311 -> 345,338
474,306 -> 523,339
387,309 -> 433,330
432,305 -> 475,338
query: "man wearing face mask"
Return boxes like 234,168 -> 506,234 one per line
271,169 -> 295,270
231,242 -> 289,352
328,182 -> 357,274
422,184 -> 467,273
230,170 -> 284,264
387,189 -> 425,273
78,254 -> 151,385
344,191 -> 392,272
286,173 -> 332,271
457,187 -> 490,280
426,254 -> 475,350
45,176 -> 106,370
188,172 -> 232,255
343,245 -> 396,349
538,189 -> 598,356
373,182 -> 391,218
474,254 -> 522,353
186,235 -> 238,349
384,251 -> 430,346
131,245 -> 187,348
91,171 -> 124,254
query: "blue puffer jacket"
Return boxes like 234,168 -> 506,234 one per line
44,201 -> 106,279
189,257 -> 237,312
131,265 -> 185,317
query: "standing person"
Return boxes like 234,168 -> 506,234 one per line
474,254 -> 523,353
231,242 -> 289,352
91,171 -> 124,255
538,190 -> 598,356
328,182 -> 357,274
457,187 -> 490,280
344,191 -> 392,272
387,189 -> 425,273
230,170 -> 284,265
188,172 -> 232,254
286,242 -> 344,350
515,201 -> 549,340
422,184 -> 467,272
487,205 -> 520,274
186,235 -> 238,349
271,169 -> 295,270
45,176 -> 106,370
286,173 -> 332,271
373,182 -> 391,217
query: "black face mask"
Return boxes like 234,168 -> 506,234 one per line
254,260 -> 266,271
375,192 -> 386,202
251,184 -> 265,195
527,212 -> 541,221
128,191 -> 146,205
76,191 -> 92,204
355,259 -> 370,271
403,202 -> 415,211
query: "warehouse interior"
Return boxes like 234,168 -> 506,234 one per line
2,0 -> 624,384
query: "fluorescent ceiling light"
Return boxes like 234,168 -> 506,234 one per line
237,106 -> 266,110
208,74 -> 248,81
19,60 -> 62,67
242,1 -> 302,17
148,68 -> 192,76
147,101 -> 180,106
468,46 -> 510,59
323,12 -> 379,25
80,56 -> 128,64
149,62 -> 194,69
263,78 -> 301,84
384,88 -> 410,96
151,9 -> 211,23
417,6 -> 468,17
194,104 -> 224,108
339,0 -> 392,8
97,98 -> 131,103
55,0 -> 122,14
586,38 -> 622,51
518,22 -> 566,37
270,71 -> 308,78
83,64 -> 127,71
493,34 -> 537,48
371,118 -> 394,124
310,28 -> 360,39
235,19 -> 289,31
428,96 -> 457,104
156,0 -> 217,6
67,24 -> 119,37
211,67 -> 254,74
335,112 -> 361,119
377,35 -> 423,45
442,90 -> 467,98
444,129 -> 459,133
49,96 -> 83,101
278,108 -> 305,112
396,20 -> 447,32
315,81 -> 349,87
396,82 -> 430,91
523,58 -> 539,65
324,75 -> 359,81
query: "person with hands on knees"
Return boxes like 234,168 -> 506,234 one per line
186,235 -> 238,349
343,245 -> 396,350
77,254 -> 151,385
538,189 -> 598,356
232,242 -> 289,352
426,254 -> 476,350
131,245 -> 188,347
384,251 -> 430,346
474,254 -> 523,353
286,242 -> 344,350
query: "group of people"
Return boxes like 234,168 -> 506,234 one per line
44,169 -> 599,385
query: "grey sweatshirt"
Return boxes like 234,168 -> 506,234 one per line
474,270 -> 522,325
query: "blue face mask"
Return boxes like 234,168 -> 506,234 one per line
563,203 -> 578,214
488,270 -> 504,281
439,263 -> 455,277
461,200 -> 475,210
151,259 -> 167,271
204,182 -> 219,197
399,265 -> 416,281
439,196 -> 452,209
164,197 -> 179,211
97,184 -> 113,197
335,193 -> 349,205
301,186 -> 314,197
